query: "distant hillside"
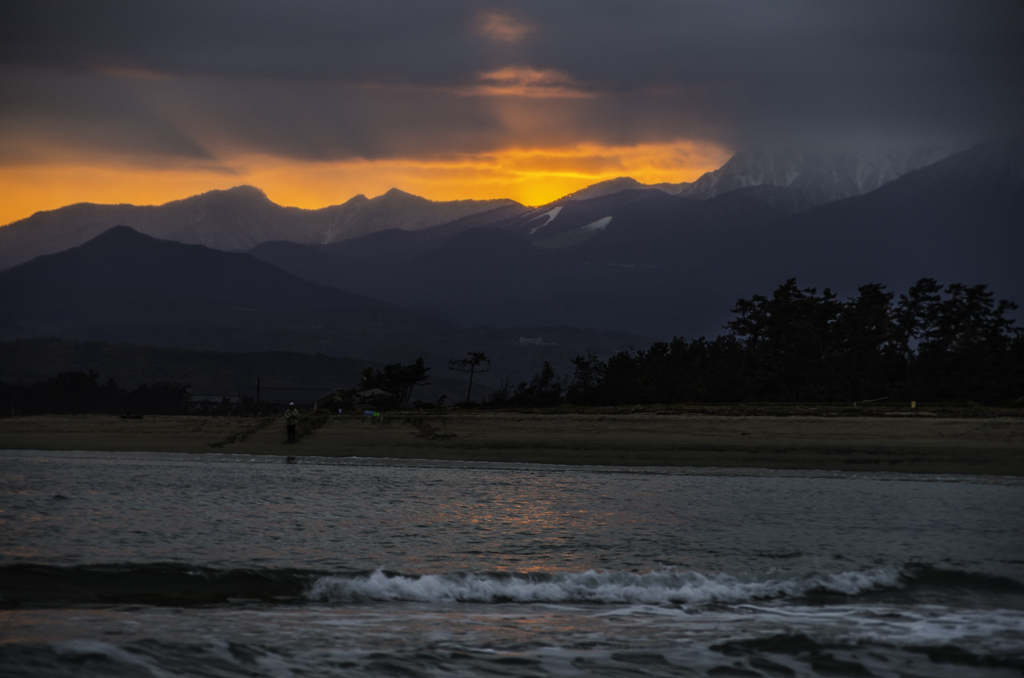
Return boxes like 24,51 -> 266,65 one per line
0,186 -> 523,270
0,227 -> 648,388
760,137 -> 1024,298
0,225 -> 461,363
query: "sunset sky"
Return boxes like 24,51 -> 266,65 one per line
1,1 -> 1020,225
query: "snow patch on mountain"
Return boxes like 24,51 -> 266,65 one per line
582,216 -> 613,231
528,206 -> 563,235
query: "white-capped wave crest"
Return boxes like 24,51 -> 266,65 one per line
306,567 -> 902,605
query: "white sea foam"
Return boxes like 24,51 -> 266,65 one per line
306,567 -> 902,606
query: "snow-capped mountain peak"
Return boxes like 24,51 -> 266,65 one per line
679,145 -> 958,206
559,145 -> 958,210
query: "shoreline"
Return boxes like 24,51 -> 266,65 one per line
1,412 -> 1022,476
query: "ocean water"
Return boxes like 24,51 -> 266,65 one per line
1,450 -> 1023,677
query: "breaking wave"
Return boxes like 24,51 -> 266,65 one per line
306,567 -> 903,605
3,562 -> 1020,609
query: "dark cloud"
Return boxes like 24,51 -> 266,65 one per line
1,0 -> 1020,162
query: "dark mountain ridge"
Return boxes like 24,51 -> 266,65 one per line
248,187 -> 788,335
0,228 -> 646,386
0,226 -> 455,357
763,137 -> 1024,296
3,226 -> 389,311
0,186 -> 523,271
315,203 -> 529,261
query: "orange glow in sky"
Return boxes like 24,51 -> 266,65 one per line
0,140 -> 729,226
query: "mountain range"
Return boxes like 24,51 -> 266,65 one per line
0,138 -> 1020,389
0,187 -> 523,271
0,143 -> 958,272
249,138 -> 1023,339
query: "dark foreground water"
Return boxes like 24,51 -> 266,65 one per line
1,450 -> 1023,677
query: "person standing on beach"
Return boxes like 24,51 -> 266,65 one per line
285,402 -> 299,443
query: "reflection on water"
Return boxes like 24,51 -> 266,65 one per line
1,451 -> 1022,579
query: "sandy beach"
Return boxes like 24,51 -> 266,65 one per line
1,410 -> 1022,475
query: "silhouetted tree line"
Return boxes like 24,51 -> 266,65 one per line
481,279 -> 1022,408
6,279 -> 1019,415
356,357 -> 431,408
0,371 -> 192,415
559,279 -> 1023,406
487,361 -> 568,408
